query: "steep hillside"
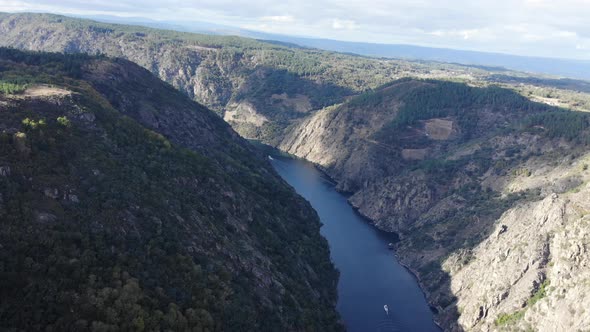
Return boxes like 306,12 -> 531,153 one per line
278,78 -> 590,330
445,184 -> 590,331
0,48 -> 341,331
0,12 -> 497,140
3,12 -> 590,146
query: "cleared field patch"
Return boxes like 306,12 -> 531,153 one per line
424,118 -> 455,140
23,85 -> 71,98
271,93 -> 312,113
402,148 -> 429,160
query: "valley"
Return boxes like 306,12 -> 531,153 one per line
1,11 -> 590,332
276,78 -> 590,330
269,155 -> 440,332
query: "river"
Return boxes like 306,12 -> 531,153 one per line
269,155 -> 440,332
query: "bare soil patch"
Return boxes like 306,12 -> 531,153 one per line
402,148 -> 429,160
23,85 -> 71,97
424,118 -> 454,140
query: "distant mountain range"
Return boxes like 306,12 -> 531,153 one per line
76,14 -> 590,81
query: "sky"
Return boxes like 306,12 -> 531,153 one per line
1,0 -> 590,60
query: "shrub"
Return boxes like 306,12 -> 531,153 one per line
527,279 -> 550,307
22,118 -> 46,129
0,81 -> 27,94
495,310 -> 525,326
57,116 -> 71,127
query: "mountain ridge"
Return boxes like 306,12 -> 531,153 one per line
69,12 -> 590,80
0,12 -> 550,142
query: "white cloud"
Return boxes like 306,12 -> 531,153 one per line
331,18 -> 358,30
426,28 -> 495,42
260,15 -> 296,23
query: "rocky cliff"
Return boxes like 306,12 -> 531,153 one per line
278,78 -> 590,331
0,48 -> 342,331
445,188 -> 590,331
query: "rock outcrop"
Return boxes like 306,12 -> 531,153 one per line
443,183 -> 590,331
278,78 -> 590,331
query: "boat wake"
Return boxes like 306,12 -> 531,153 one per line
376,317 -> 401,332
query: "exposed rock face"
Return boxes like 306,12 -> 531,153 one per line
349,173 -> 434,232
277,78 -> 590,330
443,186 -> 590,331
279,80 -> 426,193
223,101 -> 269,127
2,13 -> 589,331
0,12 -> 523,144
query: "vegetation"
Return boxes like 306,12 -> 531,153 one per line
364,79 -> 558,150
494,279 -> 550,326
0,48 -> 341,331
3,13 -> 590,331
7,12 -> 590,147
0,12 -> 515,140
524,111 -> 590,142
57,115 -> 71,127
0,80 -> 27,94
392,80 -> 552,132
495,310 -> 525,326
328,80 -> 573,328
4,12 -> 590,145
527,279 -> 550,307
2,12 -> 416,90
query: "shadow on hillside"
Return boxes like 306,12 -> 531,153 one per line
422,263 -> 465,331
409,216 -> 501,331
409,176 -> 554,330
236,67 -> 356,121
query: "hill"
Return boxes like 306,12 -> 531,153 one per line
3,12 -> 590,146
0,48 -> 341,331
73,13 -> 590,80
277,79 -> 590,330
251,35 -> 590,81
0,12 -> 507,140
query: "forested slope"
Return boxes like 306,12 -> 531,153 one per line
0,48 -> 342,331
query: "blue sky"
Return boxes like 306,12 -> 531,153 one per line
1,0 -> 590,60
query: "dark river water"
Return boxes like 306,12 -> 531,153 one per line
269,155 -> 440,332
